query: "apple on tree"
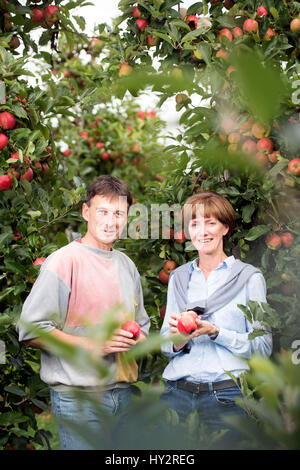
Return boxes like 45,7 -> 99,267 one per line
288,158 -> 300,176
266,233 -> 282,250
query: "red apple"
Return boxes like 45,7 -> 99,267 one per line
20,167 -> 33,182
242,139 -> 257,155
268,150 -> 279,163
33,257 -> 46,266
257,6 -> 268,17
220,117 -> 236,134
43,5 -> 59,27
251,122 -> 269,139
147,110 -> 156,118
137,110 -> 146,119
290,18 -> 300,34
63,149 -> 72,156
25,444 -> 36,451
79,132 -> 88,138
243,19 -> 259,33
101,152 -> 110,160
146,34 -> 158,47
136,19 -> 148,31
232,27 -> 243,39
0,173 -> 12,191
160,306 -> 166,320
288,158 -> 300,176
266,233 -> 281,250
174,230 -> 186,243
158,269 -> 170,284
122,320 -> 141,340
186,15 -> 199,30
31,8 -> 43,23
0,133 -> 8,150
118,62 -> 132,77
0,112 -> 15,130
254,152 -> 268,165
263,28 -> 276,41
216,49 -> 229,60
163,260 -> 177,274
218,28 -> 233,42
96,142 -> 104,149
280,232 -> 294,248
257,138 -> 273,153
177,312 -> 198,335
133,6 -> 141,18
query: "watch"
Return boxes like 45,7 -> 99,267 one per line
208,325 -> 220,341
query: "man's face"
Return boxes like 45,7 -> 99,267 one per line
82,195 -> 128,249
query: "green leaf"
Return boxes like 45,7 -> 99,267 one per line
242,204 -> 255,223
4,385 -> 27,397
270,7 -> 279,21
181,28 -> 205,43
244,225 -> 269,241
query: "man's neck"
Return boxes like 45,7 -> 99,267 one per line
81,234 -> 113,251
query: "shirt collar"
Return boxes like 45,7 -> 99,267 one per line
190,255 -> 235,273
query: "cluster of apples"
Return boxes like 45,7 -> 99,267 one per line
266,232 -> 294,250
158,260 -> 177,284
31,4 -> 59,29
0,111 -> 15,190
219,116 -> 280,166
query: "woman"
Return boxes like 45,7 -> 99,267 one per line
160,191 -> 272,447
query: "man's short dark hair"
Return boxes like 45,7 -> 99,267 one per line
86,175 -> 133,209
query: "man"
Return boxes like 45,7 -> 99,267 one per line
18,175 -> 150,450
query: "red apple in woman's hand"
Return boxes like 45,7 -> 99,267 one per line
177,311 -> 198,335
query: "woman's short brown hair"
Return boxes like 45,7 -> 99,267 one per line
183,191 -> 236,235
86,175 -> 133,209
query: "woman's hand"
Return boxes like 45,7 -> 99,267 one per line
168,313 -> 190,351
190,318 -> 216,338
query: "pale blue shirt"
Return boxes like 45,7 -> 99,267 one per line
160,256 -> 272,383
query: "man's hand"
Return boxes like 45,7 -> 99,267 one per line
102,327 -> 146,356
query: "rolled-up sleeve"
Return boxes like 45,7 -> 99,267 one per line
17,267 -> 70,342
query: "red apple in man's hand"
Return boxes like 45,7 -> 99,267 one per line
122,320 -> 141,340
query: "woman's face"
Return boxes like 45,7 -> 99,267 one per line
188,214 -> 229,256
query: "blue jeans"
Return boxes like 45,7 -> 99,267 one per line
160,381 -> 248,449
50,387 -> 131,450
